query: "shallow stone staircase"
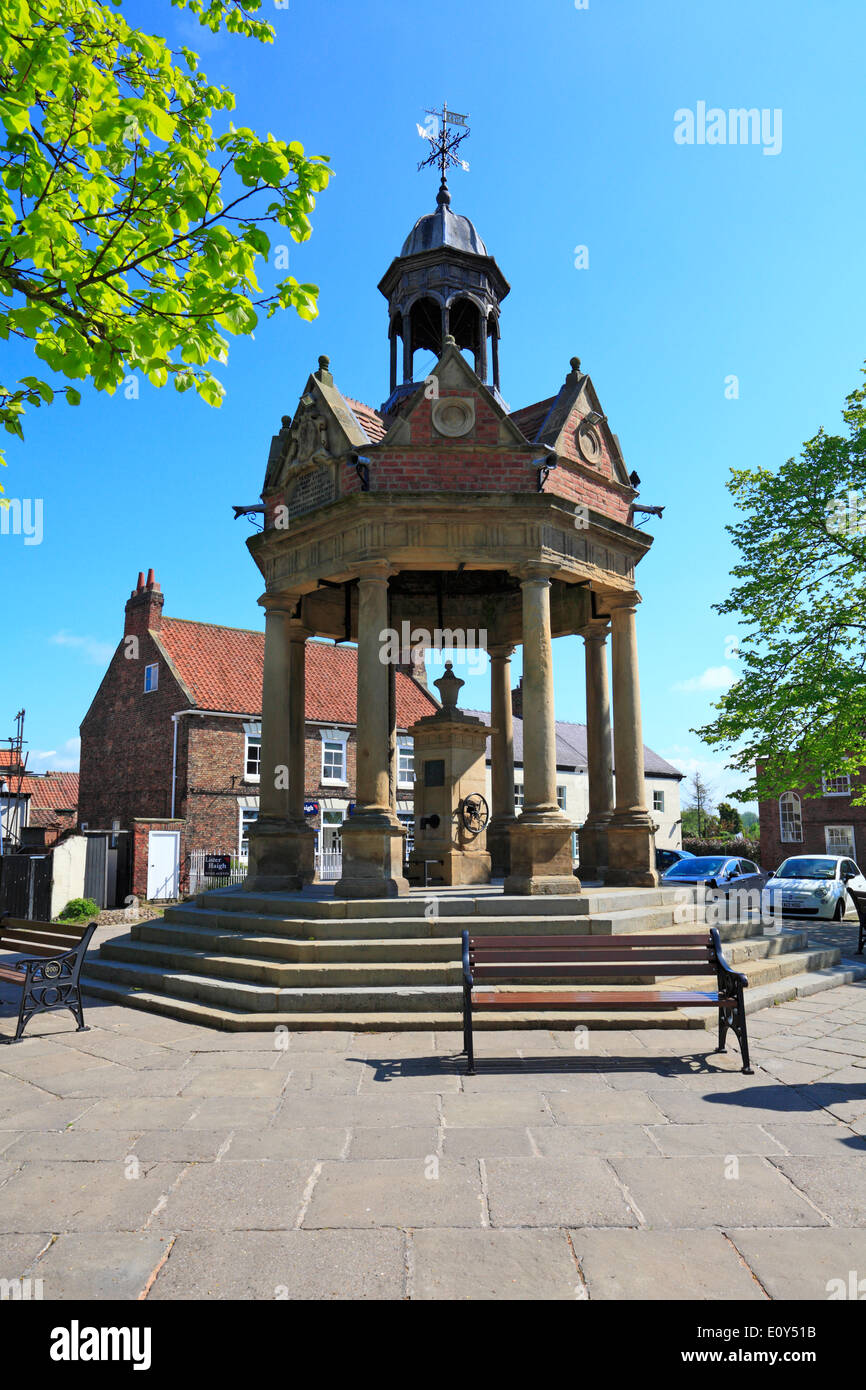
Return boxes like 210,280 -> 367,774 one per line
80,884 -> 866,1031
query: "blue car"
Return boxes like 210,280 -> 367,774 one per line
661,854 -> 769,895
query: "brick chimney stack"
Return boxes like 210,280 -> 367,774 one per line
124,568 -> 164,637
511,677 -> 523,719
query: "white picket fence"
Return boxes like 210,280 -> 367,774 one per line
189,846 -> 343,891
316,848 -> 342,880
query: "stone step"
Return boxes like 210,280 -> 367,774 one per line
195,885 -> 699,920
135,919 -> 807,969
159,902 -> 704,941
138,921 -> 461,963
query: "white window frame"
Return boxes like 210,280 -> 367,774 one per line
238,804 -> 259,858
514,784 -> 524,810
779,791 -> 803,844
397,736 -> 414,789
825,824 -> 856,858
822,772 -> 852,797
556,785 -> 567,810
653,789 -> 665,812
243,721 -> 262,783
320,728 -> 349,786
144,662 -> 158,693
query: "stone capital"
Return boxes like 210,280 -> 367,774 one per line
487,642 -> 516,661
515,561 -> 557,585
355,561 -> 396,586
259,591 -> 303,617
601,589 -> 642,615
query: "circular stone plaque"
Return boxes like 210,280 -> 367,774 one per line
431,397 -> 475,437
576,422 -> 602,465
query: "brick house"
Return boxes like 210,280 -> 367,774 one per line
0,759 -> 78,851
759,768 -> 866,871
77,571 -> 437,902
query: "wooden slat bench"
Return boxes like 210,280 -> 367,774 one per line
0,916 -> 96,1043
460,928 -> 752,1075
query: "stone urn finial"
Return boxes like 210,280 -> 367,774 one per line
434,660 -> 464,714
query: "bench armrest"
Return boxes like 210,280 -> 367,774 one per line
461,930 -> 473,988
710,928 -> 749,989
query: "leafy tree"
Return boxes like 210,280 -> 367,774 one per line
697,368 -> 866,803
0,0 -> 331,491
716,801 -> 742,835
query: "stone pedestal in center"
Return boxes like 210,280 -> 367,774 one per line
408,663 -> 493,887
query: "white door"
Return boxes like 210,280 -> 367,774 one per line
147,830 -> 179,900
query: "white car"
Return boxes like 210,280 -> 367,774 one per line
765,855 -> 866,920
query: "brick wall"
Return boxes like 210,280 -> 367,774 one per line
759,777 -> 866,871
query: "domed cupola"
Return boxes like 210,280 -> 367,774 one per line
378,114 -> 509,409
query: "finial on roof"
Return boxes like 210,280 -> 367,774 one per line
316,354 -> 333,385
569,356 -> 582,375
443,333 -> 457,349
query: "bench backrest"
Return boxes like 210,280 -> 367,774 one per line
0,916 -> 95,962
846,886 -> 866,923
464,932 -> 716,981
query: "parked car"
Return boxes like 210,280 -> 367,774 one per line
656,848 -> 695,874
764,855 -> 866,920
661,855 -> 769,895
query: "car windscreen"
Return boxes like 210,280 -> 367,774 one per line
775,858 -> 837,881
664,857 -> 726,876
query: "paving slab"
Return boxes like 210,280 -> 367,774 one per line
347,1127 -> 440,1159
412,1228 -> 578,1299
759,1122 -> 866,1156
485,1157 -> 638,1228
646,1124 -> 787,1157
646,1088 -> 833,1126
227,1128 -> 349,1160
769,1155 -> 866,1224
131,1130 -> 232,1162
178,1069 -> 287,1098
728,1228 -> 866,1299
546,1091 -> 667,1126
0,1233 -> 52,1280
72,1098 -> 200,1130
273,1093 -> 440,1128
441,1093 -> 553,1127
442,1127 -> 535,1158
303,1159 -> 483,1229
183,1097 -> 282,1129
155,1159 -> 315,1230
2,1130 -> 142,1162
0,1160 -> 184,1232
147,1229 -> 405,1300
610,1156 -> 828,1229
25,1232 -> 172,1300
531,1125 -> 658,1157
572,1229 -> 766,1300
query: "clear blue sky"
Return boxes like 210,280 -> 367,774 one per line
3,0 -> 865,813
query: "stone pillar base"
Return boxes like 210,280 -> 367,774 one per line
504,818 -> 582,896
242,817 -> 316,893
335,813 -> 409,899
487,817 -> 516,878
606,815 -> 659,887
578,818 -> 610,882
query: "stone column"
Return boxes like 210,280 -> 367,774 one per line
505,565 -> 581,896
578,622 -> 614,881
243,597 -> 315,892
336,565 -> 408,898
605,594 -> 658,886
402,319 -> 413,384
487,643 -> 517,877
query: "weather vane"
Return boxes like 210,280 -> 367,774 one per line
416,102 -> 470,189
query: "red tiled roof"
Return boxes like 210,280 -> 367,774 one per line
344,396 -> 389,443
157,619 -> 436,727
13,771 -> 79,813
510,396 -> 557,441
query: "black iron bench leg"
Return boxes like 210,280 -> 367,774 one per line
69,991 -> 88,1032
712,1007 -> 730,1056
463,986 -> 475,1076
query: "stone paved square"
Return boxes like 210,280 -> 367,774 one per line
0,980 -> 865,1300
